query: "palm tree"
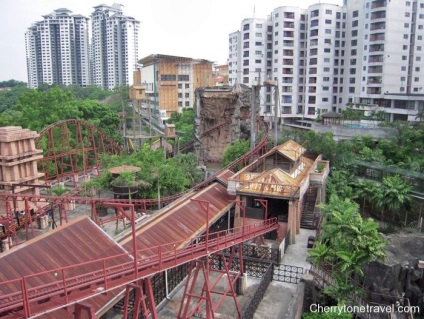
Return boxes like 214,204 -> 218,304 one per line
355,180 -> 378,214
373,175 -> 412,222
309,195 -> 386,304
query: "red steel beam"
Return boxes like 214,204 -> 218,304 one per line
0,218 -> 277,317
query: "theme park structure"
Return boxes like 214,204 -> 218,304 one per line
0,115 -> 282,318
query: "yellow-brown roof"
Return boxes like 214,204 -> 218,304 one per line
275,140 -> 306,162
108,165 -> 141,175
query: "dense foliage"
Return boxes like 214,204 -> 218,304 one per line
308,195 -> 386,304
281,122 -> 424,174
168,108 -> 195,145
85,148 -> 203,199
0,83 -> 124,142
0,80 -> 28,113
221,139 -> 250,167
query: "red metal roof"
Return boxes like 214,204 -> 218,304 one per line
119,182 -> 235,255
0,216 -> 132,319
215,169 -> 235,185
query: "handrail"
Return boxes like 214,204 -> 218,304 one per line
0,218 -> 278,317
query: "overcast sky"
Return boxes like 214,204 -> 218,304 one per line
0,0 -> 343,82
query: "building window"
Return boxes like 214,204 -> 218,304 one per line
415,77 -> 419,82
161,74 -> 176,81
178,74 -> 189,81
353,10 -> 358,18
326,9 -> 332,14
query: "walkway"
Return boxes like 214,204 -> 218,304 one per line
254,228 -> 316,318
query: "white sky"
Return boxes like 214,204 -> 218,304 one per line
0,0 -> 343,82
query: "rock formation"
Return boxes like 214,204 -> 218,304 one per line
362,232 -> 424,310
194,85 -> 256,163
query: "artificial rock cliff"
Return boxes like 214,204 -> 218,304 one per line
194,85 -> 256,163
362,232 -> 424,310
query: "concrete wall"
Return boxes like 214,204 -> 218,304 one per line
310,122 -> 396,141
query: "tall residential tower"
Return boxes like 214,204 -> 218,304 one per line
25,9 -> 90,89
90,4 -> 140,90
230,1 -> 423,123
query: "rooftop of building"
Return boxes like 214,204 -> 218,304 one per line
138,54 -> 214,66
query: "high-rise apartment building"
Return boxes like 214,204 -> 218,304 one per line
25,9 -> 90,89
91,4 -> 140,90
230,1 -> 423,123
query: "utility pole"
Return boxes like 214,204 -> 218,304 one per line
273,80 -> 279,147
250,85 -> 256,150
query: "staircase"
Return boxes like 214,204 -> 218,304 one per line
300,187 -> 318,229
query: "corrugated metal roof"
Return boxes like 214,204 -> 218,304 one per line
120,182 -> 235,255
275,140 -> 306,162
0,216 -> 132,319
230,139 -> 317,198
215,169 -> 235,185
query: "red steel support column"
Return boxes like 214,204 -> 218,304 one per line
231,200 -> 246,240
74,302 -> 97,319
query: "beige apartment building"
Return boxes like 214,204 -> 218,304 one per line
135,54 -> 214,124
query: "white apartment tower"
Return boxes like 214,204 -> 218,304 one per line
230,1 -> 423,123
346,0 -> 424,121
91,4 -> 140,90
25,9 -> 90,89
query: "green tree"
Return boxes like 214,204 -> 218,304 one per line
0,82 -> 28,113
354,180 -> 379,213
372,175 -> 412,222
303,309 -> 351,319
168,108 -> 195,145
14,88 -> 81,132
222,139 -> 250,167
309,195 -> 386,304
326,170 -> 356,199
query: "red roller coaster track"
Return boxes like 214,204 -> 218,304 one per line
0,117 -> 271,318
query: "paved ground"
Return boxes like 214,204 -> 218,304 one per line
253,228 -> 316,319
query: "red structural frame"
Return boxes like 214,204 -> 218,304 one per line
0,213 -> 278,318
0,118 -> 271,318
36,119 -> 122,184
